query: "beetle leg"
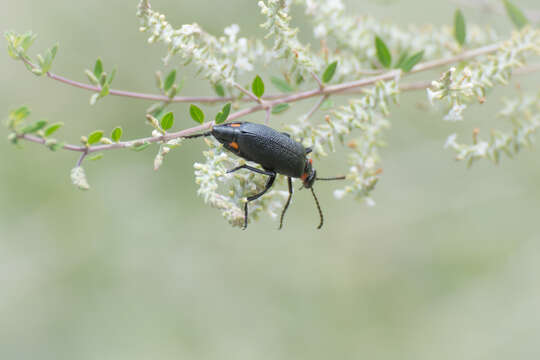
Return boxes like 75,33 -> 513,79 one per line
278,177 -> 293,230
227,164 -> 274,176
242,172 -> 276,230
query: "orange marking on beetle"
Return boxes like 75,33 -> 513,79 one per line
230,123 -> 242,127
301,173 -> 308,181
229,141 -> 239,150
309,158 -> 313,164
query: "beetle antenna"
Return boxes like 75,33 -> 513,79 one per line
183,132 -> 212,139
310,187 -> 324,229
316,175 -> 346,181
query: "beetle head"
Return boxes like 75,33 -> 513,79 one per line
301,158 -> 317,188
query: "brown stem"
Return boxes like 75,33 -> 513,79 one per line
18,42 -> 524,156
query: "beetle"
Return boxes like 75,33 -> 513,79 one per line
185,122 -> 345,229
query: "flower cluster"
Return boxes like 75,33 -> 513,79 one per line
285,79 -> 398,203
137,0 -> 265,87
258,0 -> 322,76
194,139 -> 289,228
445,93 -> 540,165
300,0 -> 498,79
428,27 -> 540,121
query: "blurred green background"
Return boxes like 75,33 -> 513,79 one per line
2,0 -> 540,359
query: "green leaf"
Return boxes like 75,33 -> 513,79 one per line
50,43 -> 58,60
8,106 -> 31,128
271,103 -> 290,114
48,141 -> 64,151
454,9 -> 466,46
20,120 -> 47,134
215,103 -> 231,124
503,0 -> 529,29
88,153 -> 104,161
251,75 -> 265,98
94,58 -> 103,78
107,67 -> 117,85
375,36 -> 392,68
164,69 -> 176,91
394,51 -> 409,69
399,51 -> 424,72
44,122 -> 63,137
40,44 -> 58,73
322,61 -> 338,83
320,98 -> 335,111
99,83 -> 109,97
160,112 -> 174,130
189,104 -> 205,124
20,32 -> 37,53
270,76 -> 293,93
132,142 -> 150,152
111,127 -> 122,142
87,130 -> 103,145
214,83 -> 226,97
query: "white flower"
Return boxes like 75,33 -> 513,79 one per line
235,56 -> 254,72
224,24 -> 240,40
313,24 -> 327,38
444,133 -> 458,149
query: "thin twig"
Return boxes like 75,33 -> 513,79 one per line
304,95 -> 328,120
311,71 -> 324,89
18,42 -> 529,155
76,151 -> 88,166
18,42 -> 500,106
233,83 -> 260,103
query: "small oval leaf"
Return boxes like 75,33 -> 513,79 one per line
322,61 -> 338,83
132,142 -> 150,152
21,120 -> 48,134
160,112 -> 174,130
94,58 -> 103,77
215,103 -> 232,124
454,9 -> 466,46
164,69 -> 176,91
88,153 -> 104,161
189,104 -> 205,124
111,126 -> 122,142
251,75 -> 265,98
503,0 -> 529,29
44,122 -> 63,137
214,83 -> 225,97
375,36 -> 392,68
399,51 -> 424,72
87,130 -> 103,145
270,76 -> 293,92
271,103 -> 290,114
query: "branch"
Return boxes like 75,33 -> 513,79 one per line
19,57 -> 259,104
18,42 -> 536,156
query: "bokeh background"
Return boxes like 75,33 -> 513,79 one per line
2,0 -> 540,359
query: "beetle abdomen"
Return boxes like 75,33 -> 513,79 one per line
212,122 -> 306,178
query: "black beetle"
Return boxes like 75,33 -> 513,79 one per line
186,122 -> 344,229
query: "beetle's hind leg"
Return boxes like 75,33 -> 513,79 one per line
279,177 -> 293,230
226,164 -> 277,229
242,172 -> 276,230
